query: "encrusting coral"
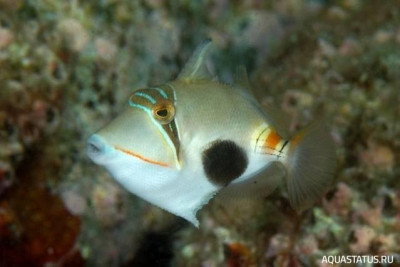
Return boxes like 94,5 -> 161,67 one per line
0,0 -> 399,266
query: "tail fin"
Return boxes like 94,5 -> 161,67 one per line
285,120 -> 336,211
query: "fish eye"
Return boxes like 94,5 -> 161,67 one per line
152,103 -> 175,124
156,109 -> 168,117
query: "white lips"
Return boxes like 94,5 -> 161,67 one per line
86,134 -> 115,164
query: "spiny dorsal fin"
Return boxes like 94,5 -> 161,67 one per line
177,39 -> 213,82
235,65 -> 255,97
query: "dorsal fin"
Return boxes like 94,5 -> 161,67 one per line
234,66 -> 290,140
235,65 -> 255,97
177,39 -> 213,82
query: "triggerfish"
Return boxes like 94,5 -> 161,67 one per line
87,40 -> 336,227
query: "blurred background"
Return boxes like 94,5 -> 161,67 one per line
0,0 -> 399,266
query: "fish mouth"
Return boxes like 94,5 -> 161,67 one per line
86,134 -> 114,164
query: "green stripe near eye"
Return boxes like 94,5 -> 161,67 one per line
151,87 -> 168,99
165,83 -> 177,101
128,84 -> 181,168
134,92 -> 156,104
128,100 -> 151,113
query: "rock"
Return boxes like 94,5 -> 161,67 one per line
327,6 -> 348,21
339,38 -> 362,56
95,38 -> 117,62
359,140 -> 394,173
349,226 -> 376,253
61,190 -> 87,216
318,39 -> 337,58
0,161 -> 14,194
374,30 -> 394,44
92,182 -> 125,227
58,19 -> 89,52
0,27 -> 14,49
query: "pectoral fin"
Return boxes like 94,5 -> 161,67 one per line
217,161 -> 286,201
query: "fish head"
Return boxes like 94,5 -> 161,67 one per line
87,84 -> 182,194
87,82 -> 219,226
87,40 -> 229,226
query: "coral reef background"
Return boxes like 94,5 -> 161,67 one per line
0,0 -> 399,266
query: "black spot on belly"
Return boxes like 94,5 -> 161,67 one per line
202,140 -> 248,186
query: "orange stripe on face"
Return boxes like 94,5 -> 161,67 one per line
265,130 -> 281,150
114,145 -> 169,167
